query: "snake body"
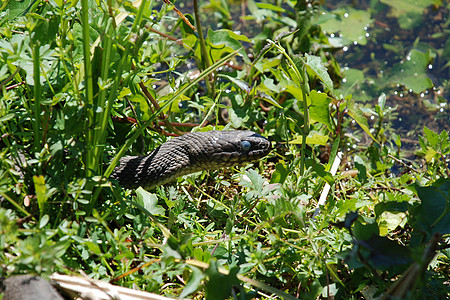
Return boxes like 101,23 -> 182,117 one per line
111,130 -> 271,190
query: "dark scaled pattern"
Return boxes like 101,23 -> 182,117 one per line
110,130 -> 271,190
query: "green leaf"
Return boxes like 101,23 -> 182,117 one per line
208,29 -> 250,63
2,0 -> 34,19
180,265 -> 206,299
39,214 -> 49,228
85,241 -> 102,256
338,68 -> 365,99
346,99 -> 378,143
391,49 -> 434,93
320,8 -> 372,45
290,131 -> 329,146
380,0 -> 434,29
378,211 -> 407,236
360,234 -> 412,267
413,180 -> 450,235
219,74 -> 251,94
205,260 -> 240,300
136,187 -> 165,216
270,163 -> 289,184
354,155 -> 367,183
309,90 -> 332,130
33,175 -> 48,216
305,53 -> 334,93
305,159 -> 334,184
423,126 -> 439,148
353,219 -> 379,241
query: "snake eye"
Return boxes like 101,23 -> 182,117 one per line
241,141 -> 251,151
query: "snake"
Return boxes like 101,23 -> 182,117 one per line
110,130 -> 271,190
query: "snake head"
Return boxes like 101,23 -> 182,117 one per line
188,130 -> 271,169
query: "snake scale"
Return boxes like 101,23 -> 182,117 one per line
111,130 -> 271,190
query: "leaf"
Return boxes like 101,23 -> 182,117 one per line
270,163 -> 289,184
353,219 -> 379,241
305,54 -> 334,93
354,155 -> 367,183
338,68 -> 368,100
378,211 -> 407,236
33,175 -> 48,216
135,187 -> 165,216
391,49 -> 434,93
309,90 -> 332,130
360,234 -> 412,267
412,180 -> 450,235
2,0 -> 34,19
346,99 -> 378,143
205,260 -> 240,300
208,29 -> 250,63
320,8 -> 372,45
180,265 -> 205,299
305,159 -> 334,184
85,241 -> 102,255
423,126 -> 439,148
380,0 -> 433,29
39,214 -> 49,229
219,74 -> 251,94
290,131 -> 329,146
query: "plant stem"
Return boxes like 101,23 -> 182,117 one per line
81,0 -> 95,177
32,43 -> 41,154
193,0 -> 213,95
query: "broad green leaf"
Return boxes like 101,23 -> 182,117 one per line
136,187 -> 165,216
85,241 -> 102,255
346,99 -> 378,143
309,90 -> 332,130
180,266 -> 205,299
353,219 -> 379,241
354,155 -> 367,183
129,94 -> 151,120
391,49 -> 434,93
305,159 -> 334,184
320,8 -> 372,45
381,0 -> 434,29
378,211 -> 407,236
270,163 -> 289,184
305,54 -> 334,94
413,180 -> 450,235
423,126 -> 439,148
290,131 -> 329,145
205,260 -> 240,300
219,74 -> 251,93
208,29 -> 250,63
338,68 -> 366,100
2,0 -> 34,19
361,234 -> 412,267
424,147 -> 438,162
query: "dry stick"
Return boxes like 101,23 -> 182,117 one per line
161,0 -> 196,31
147,27 -> 183,44
131,63 -> 182,135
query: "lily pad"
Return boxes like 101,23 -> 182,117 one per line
319,8 -> 372,46
380,0 -> 434,29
